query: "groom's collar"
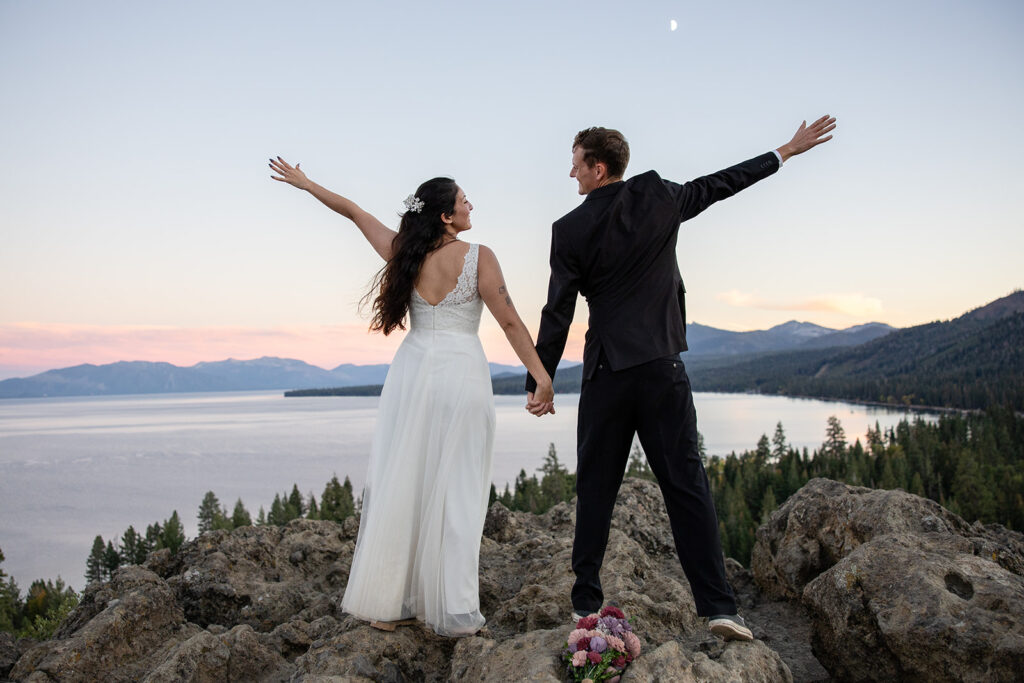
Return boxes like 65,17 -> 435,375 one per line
584,179 -> 625,202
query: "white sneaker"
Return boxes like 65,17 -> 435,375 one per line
571,611 -> 594,624
708,614 -> 753,642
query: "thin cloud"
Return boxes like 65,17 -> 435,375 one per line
716,290 -> 883,318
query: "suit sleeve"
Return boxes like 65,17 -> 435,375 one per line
669,151 -> 780,223
525,223 -> 581,393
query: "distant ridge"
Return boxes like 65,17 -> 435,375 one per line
0,357 -> 520,399
688,291 -> 1024,411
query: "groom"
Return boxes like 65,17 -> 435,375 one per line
525,115 -> 836,640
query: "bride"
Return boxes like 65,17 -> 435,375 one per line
269,157 -> 554,636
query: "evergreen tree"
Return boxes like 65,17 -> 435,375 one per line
538,443 -> 574,510
198,491 -> 226,534
256,506 -> 267,526
120,526 -> 147,565
306,493 -> 319,520
626,443 -> 656,482
771,422 -> 788,461
85,536 -> 106,584
320,475 -> 355,523
144,523 -> 162,552
268,494 -> 286,526
0,548 -> 22,633
287,484 -> 305,519
824,415 -> 847,458
102,541 -> 121,580
161,511 -> 186,555
488,484 -> 497,507
232,498 -> 253,528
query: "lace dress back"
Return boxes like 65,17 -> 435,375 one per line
409,243 -> 483,335
342,241 -> 495,637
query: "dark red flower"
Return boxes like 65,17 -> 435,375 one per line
613,656 -> 626,668
599,605 -> 626,620
587,650 -> 602,664
577,615 -> 599,630
576,637 -> 590,651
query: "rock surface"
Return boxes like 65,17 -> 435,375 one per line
8,478 -> 793,682
753,478 -> 1024,681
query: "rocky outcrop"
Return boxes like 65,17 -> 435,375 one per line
753,478 -> 1024,681
9,479 -> 789,682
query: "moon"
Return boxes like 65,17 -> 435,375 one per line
670,19 -> 678,31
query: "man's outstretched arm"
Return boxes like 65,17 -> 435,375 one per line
671,114 -> 837,222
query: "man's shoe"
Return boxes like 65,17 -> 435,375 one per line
708,614 -> 753,642
571,610 -> 595,624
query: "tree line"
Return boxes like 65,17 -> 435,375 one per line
83,475 -> 359,585
491,408 -> 1024,567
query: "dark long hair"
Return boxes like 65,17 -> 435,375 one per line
366,177 -> 459,335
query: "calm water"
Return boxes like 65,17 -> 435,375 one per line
0,390 -> 934,590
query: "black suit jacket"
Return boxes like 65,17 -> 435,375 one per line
526,152 -> 780,392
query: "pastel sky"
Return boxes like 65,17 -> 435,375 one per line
1,0 -> 1022,379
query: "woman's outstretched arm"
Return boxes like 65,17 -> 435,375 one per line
269,156 -> 397,261
478,245 -> 555,417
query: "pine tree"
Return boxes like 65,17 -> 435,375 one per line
771,422 -> 788,461
320,476 -> 356,523
760,487 -> 778,524
268,494 -> 286,526
626,443 -> 656,482
198,491 -> 225,534
145,523 -> 162,552
161,511 -> 186,554
287,484 -> 305,520
256,506 -> 267,526
824,416 -> 847,458
120,526 -> 147,565
231,499 -> 252,528
488,484 -> 497,507
306,493 -> 319,520
103,541 -> 121,580
85,536 -> 106,584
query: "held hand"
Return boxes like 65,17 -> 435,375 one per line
776,115 -> 837,162
269,156 -> 312,191
526,390 -> 556,417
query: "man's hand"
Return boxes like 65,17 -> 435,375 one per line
776,115 -> 837,162
526,391 -> 556,417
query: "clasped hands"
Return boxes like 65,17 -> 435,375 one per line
526,389 -> 555,417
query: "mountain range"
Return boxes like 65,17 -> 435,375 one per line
0,358 -> 523,399
4,293 -> 1020,408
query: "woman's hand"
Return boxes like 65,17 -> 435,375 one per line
269,156 -> 311,191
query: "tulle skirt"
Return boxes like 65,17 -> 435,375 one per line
341,328 -> 496,636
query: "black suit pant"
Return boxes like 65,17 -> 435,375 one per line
571,353 -> 736,617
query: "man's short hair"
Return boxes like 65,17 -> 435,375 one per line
573,127 -> 630,179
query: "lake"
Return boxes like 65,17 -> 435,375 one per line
0,390 -> 935,590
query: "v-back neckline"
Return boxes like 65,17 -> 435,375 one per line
413,244 -> 472,307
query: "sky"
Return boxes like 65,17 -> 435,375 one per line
1,0 -> 1022,379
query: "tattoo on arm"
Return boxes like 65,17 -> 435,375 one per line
499,285 -> 512,306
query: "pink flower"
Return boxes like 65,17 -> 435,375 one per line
623,631 -> 642,658
600,605 -> 626,620
587,650 -> 602,664
567,629 -> 588,646
577,615 -> 599,630
605,635 -> 625,653
571,650 -> 588,667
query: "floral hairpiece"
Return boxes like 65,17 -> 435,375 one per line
403,194 -> 425,213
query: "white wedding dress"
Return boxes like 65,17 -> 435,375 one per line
341,243 -> 495,636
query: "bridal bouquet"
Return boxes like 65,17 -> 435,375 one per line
561,606 -> 642,682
